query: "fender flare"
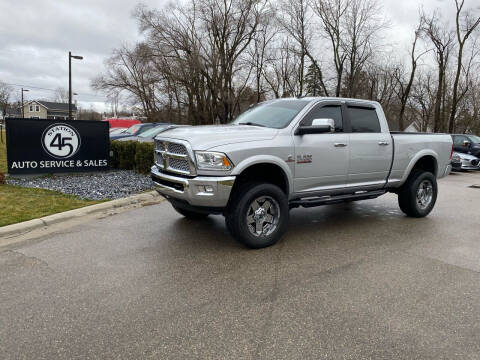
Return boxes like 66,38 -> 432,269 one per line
231,155 -> 294,195
400,149 -> 439,184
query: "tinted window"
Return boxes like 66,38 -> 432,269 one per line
136,125 -> 155,135
231,99 -> 310,129
300,105 -> 343,131
126,124 -> 141,134
348,107 -> 381,133
453,135 -> 468,146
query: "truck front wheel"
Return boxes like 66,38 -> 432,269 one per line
225,183 -> 289,249
397,170 -> 437,217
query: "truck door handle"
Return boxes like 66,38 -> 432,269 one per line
334,143 -> 347,147
378,141 -> 389,146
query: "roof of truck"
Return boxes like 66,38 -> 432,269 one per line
293,96 -> 379,105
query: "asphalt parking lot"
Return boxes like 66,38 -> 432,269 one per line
1,171 -> 480,359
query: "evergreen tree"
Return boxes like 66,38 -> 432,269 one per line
304,64 -> 323,96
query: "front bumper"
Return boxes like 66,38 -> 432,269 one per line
460,158 -> 480,170
151,166 -> 235,207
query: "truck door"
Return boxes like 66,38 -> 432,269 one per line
293,102 -> 349,193
345,104 -> 392,188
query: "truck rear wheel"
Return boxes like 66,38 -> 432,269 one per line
172,205 -> 209,220
225,183 -> 289,249
398,170 -> 437,217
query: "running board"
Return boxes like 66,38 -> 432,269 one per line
289,190 -> 386,209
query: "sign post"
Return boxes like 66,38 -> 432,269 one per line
5,119 -> 109,175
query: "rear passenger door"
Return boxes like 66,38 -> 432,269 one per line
346,104 -> 392,188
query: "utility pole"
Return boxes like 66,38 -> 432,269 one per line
69,51 -> 83,120
21,88 -> 29,118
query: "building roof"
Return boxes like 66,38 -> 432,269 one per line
37,101 -> 77,111
25,100 -> 77,111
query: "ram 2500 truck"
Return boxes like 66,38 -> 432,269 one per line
151,97 -> 453,248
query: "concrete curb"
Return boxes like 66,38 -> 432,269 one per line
0,191 -> 164,238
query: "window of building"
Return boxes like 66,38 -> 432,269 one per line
29,105 -> 33,112
35,105 -> 40,112
348,106 -> 381,133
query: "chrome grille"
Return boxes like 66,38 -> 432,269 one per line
167,143 -> 187,155
154,139 -> 195,175
168,158 -> 190,172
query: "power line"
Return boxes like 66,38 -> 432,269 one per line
3,82 -> 106,100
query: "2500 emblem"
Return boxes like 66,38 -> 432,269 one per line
297,154 -> 312,164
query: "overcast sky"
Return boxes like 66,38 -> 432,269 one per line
0,0 -> 472,112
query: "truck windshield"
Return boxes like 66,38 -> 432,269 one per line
231,99 -> 310,129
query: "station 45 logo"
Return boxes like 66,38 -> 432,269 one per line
41,123 -> 81,159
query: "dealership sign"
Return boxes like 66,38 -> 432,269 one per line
6,119 -> 109,174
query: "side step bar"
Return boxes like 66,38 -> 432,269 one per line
289,190 -> 386,209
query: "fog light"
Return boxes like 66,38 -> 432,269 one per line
205,185 -> 214,193
197,185 -> 205,192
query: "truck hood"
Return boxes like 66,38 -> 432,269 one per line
155,125 -> 278,150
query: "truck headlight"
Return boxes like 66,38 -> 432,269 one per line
195,151 -> 233,170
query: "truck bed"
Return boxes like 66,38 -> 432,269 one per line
388,132 -> 453,187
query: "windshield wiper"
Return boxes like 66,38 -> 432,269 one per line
238,122 -> 267,127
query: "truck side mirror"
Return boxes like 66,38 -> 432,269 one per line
295,118 -> 335,135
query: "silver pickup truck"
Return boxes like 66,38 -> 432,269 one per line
151,97 -> 453,248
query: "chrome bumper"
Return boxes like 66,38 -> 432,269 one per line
151,166 -> 235,207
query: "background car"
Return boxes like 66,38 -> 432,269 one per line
109,127 -> 127,134
452,134 -> 480,157
451,152 -> 462,171
451,151 -> 480,171
117,124 -> 187,143
110,123 -> 166,140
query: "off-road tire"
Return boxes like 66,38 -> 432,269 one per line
225,182 -> 289,249
398,170 -> 437,217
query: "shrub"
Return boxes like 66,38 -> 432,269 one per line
134,142 -> 154,174
118,141 -> 137,170
110,140 -> 154,174
109,141 -> 121,168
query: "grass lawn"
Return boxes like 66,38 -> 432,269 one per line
0,130 -> 104,227
0,130 -> 6,173
0,185 -> 101,227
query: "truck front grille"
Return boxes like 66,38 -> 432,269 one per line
154,139 -> 195,176
167,142 -> 187,155
168,157 -> 190,172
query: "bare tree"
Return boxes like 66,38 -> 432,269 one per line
262,38 -> 303,97
92,44 -> 158,120
448,0 -> 480,133
343,0 -> 387,97
393,21 -> 428,131
277,0 -> 328,96
106,90 -> 121,118
310,0 -> 349,96
53,87 -> 69,103
422,11 -> 454,132
0,81 -> 12,119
